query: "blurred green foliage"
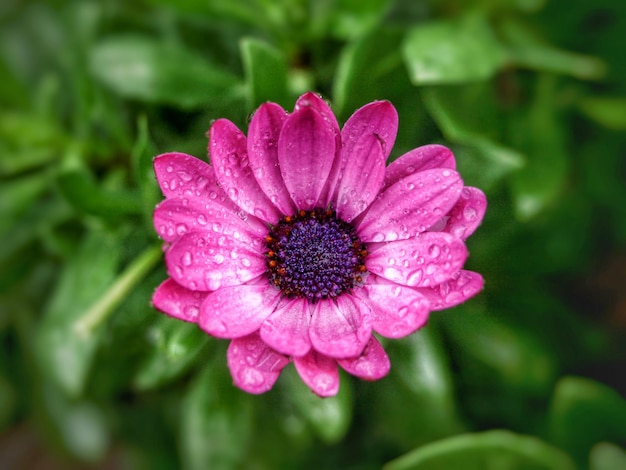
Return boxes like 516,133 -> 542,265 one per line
1,0 -> 625,468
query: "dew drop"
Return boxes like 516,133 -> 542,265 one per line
197,214 -> 207,225
372,232 -> 385,242
182,251 -> 193,266
429,244 -> 441,257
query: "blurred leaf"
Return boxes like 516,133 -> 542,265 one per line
90,35 -> 242,109
384,429 -> 575,470
0,371 -> 16,432
422,86 -> 525,191
333,28 -> 404,118
181,359 -> 255,470
57,166 -> 143,217
501,17 -> 606,80
403,12 -> 506,85
421,83 -> 502,142
240,37 -> 290,108
42,384 -> 110,462
0,172 -> 50,234
439,306 -> 558,430
590,443 -> 626,470
131,114 -> 161,228
282,366 -> 353,444
549,376 -> 626,465
34,229 -> 121,397
375,326 -> 465,448
449,139 -> 525,192
509,74 -> 568,220
133,318 -> 208,391
579,97 -> 626,130
0,111 -> 67,176
321,0 -> 388,40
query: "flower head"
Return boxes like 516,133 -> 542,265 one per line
152,92 -> 486,396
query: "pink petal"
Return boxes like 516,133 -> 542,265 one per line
442,186 -> 487,240
309,295 -> 372,359
154,152 -> 225,201
152,278 -> 208,322
325,100 -> 398,211
198,281 -> 280,338
247,102 -> 295,216
383,144 -> 456,190
165,231 -> 265,291
260,298 -> 311,357
416,269 -> 484,310
209,119 -> 281,223
153,197 -> 266,244
357,168 -> 463,242
338,336 -> 390,381
361,276 -> 431,338
293,350 -> 340,397
227,333 -> 290,394
366,232 -> 468,287
278,101 -> 336,210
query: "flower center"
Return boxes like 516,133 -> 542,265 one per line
265,208 -> 368,303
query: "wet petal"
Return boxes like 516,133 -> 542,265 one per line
260,298 -> 311,357
165,231 -> 265,291
442,186 -> 487,240
293,350 -> 340,397
209,119 -> 281,223
361,276 -> 431,338
309,295 -> 372,359
154,152 -> 225,201
247,102 -> 295,216
278,101 -> 336,210
198,282 -> 280,338
154,197 -> 266,244
338,336 -> 390,380
227,333 -> 290,394
416,269 -> 484,310
357,168 -> 463,242
327,100 -> 397,211
366,232 -> 468,287
383,144 -> 456,189
152,278 -> 208,322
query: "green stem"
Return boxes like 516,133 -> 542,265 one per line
73,245 -> 162,338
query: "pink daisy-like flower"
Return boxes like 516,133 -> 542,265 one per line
152,92 -> 486,397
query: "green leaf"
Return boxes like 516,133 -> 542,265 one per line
375,327 -> 465,447
325,0 -> 389,40
421,86 -> 525,191
57,166 -> 143,217
438,304 -> 557,398
579,97 -> 626,130
509,74 -> 568,220
501,17 -> 606,80
240,37 -> 290,109
449,139 -> 525,192
131,114 -> 161,228
549,376 -> 626,465
333,28 -> 404,119
281,366 -> 353,444
90,35 -> 242,108
133,318 -> 208,391
590,443 -> 626,470
181,359 -> 255,470
34,229 -> 121,397
403,12 -> 506,85
384,429 -> 575,470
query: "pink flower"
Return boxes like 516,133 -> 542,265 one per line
152,92 -> 486,397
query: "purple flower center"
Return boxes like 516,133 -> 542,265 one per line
265,208 -> 368,303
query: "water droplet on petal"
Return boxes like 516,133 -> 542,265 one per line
182,251 -> 193,266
